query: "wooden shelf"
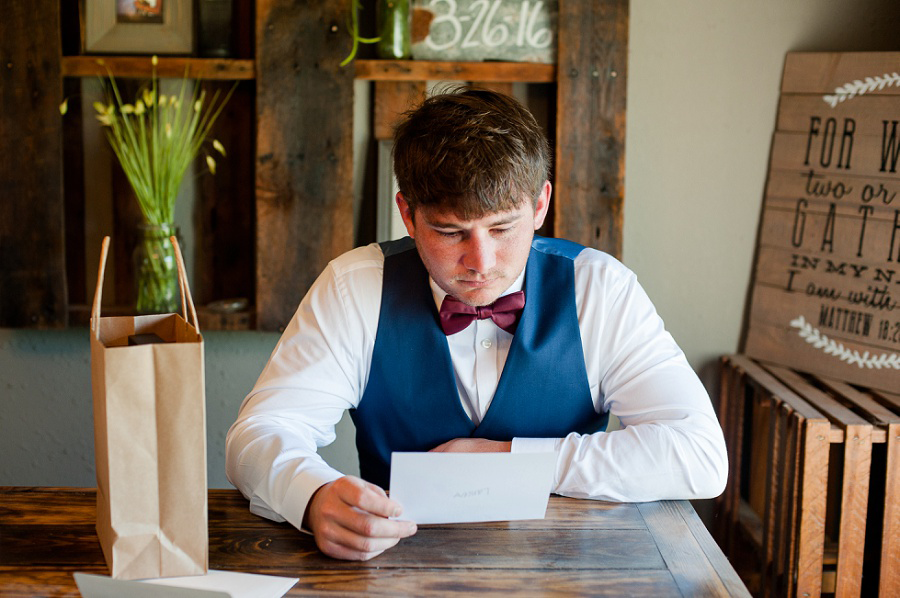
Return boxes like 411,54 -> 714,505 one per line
354,59 -> 556,83
61,56 -> 256,80
3,1 -> 626,332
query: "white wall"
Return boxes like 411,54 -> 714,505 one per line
2,0 -> 899,487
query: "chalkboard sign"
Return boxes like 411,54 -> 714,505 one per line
744,52 -> 900,393
411,0 -> 556,63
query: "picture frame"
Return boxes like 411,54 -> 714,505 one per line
85,0 -> 193,54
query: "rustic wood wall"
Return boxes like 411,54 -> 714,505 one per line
0,1 -> 67,328
255,0 -> 355,331
555,0 -> 628,256
0,0 -> 628,331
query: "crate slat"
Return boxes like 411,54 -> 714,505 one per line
715,355 -> 898,597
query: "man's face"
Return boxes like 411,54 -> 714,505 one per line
397,182 -> 551,307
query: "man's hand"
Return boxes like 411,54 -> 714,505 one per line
304,475 -> 417,561
430,438 -> 512,453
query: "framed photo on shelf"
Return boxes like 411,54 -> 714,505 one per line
85,0 -> 193,54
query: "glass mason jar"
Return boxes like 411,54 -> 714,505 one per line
134,223 -> 180,315
376,0 -> 411,59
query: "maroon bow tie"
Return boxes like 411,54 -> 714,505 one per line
438,291 -> 525,335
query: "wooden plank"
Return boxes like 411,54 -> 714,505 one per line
818,376 -> 900,427
495,499 -> 646,530
746,288 -> 899,398
729,355 -> 829,421
882,421 -> 900,596
744,52 -> 900,395
0,566 -> 681,597
796,418 -> 831,597
834,423 -> 872,597
768,367 -> 872,597
777,93 -> 900,134
205,525 -> 666,571
0,488 -> 96,526
674,500 -> 753,598
61,56 -> 256,80
781,52 -> 900,95
780,411 -> 803,598
760,395 -> 783,598
766,365 -> 873,428
726,359 -> 750,555
715,356 -> 745,551
763,167 -> 900,209
374,81 -> 426,141
284,569 -> 680,596
555,0 -> 627,257
638,501 -> 745,597
0,567 -> 106,598
738,499 -> 764,550
768,402 -> 795,597
749,388 -> 771,517
873,389 -> 900,411
770,129 -> 900,179
0,0 -> 67,328
255,0 -> 355,331
354,59 -> 555,82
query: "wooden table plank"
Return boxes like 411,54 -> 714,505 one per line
0,488 -> 745,596
0,487 -> 96,526
207,528 -> 664,572
639,501 -> 751,597
281,569 -> 680,597
673,501 -> 753,598
0,487 -> 647,531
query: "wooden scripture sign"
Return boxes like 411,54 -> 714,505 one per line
411,0 -> 556,63
745,52 -> 900,393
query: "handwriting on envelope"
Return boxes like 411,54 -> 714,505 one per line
388,452 -> 556,524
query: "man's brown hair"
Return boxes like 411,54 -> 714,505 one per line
392,87 -> 550,220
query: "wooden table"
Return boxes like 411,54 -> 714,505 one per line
0,487 -> 748,597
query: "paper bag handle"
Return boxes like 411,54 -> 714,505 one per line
90,237 -> 111,336
170,235 -> 200,333
90,235 -> 201,336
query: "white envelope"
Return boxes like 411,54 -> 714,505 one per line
389,451 -> 556,524
74,570 -> 297,598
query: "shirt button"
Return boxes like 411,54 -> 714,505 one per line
481,339 -> 492,349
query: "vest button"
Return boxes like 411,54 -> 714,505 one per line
481,338 -> 493,349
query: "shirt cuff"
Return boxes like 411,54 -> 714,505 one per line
511,437 -> 561,454
280,466 -> 345,534
511,437 -> 562,492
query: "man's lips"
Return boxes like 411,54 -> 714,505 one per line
457,278 -> 496,288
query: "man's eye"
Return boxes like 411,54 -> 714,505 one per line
492,227 -> 511,235
437,230 -> 460,238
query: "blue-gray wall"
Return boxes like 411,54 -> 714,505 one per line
0,329 -> 360,487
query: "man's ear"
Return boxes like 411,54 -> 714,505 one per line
396,193 -> 416,238
533,181 -> 552,230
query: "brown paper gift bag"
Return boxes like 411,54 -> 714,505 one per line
90,236 -> 208,580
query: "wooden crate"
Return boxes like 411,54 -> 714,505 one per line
714,355 -> 899,597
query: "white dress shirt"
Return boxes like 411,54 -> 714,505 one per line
225,243 -> 728,531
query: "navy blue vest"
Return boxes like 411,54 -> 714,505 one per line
351,236 -> 606,489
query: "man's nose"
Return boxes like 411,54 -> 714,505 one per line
462,234 -> 497,273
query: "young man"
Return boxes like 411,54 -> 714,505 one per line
226,88 -> 727,561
